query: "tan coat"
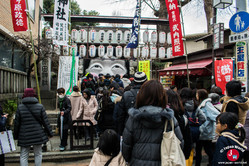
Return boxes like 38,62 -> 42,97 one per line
89,148 -> 126,166
77,95 -> 98,125
69,92 -> 84,125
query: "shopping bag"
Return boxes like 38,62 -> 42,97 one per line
0,130 -> 16,154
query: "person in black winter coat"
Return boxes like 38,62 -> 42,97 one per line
122,80 -> 184,166
57,88 -> 72,151
0,104 -> 8,166
14,88 -> 53,166
117,72 -> 147,136
166,89 -> 192,159
95,90 -> 115,135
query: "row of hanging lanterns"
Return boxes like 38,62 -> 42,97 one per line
71,29 -> 172,44
60,44 -> 173,59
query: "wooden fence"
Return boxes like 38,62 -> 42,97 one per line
0,66 -> 27,101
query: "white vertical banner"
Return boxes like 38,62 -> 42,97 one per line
57,56 -> 79,91
52,0 -> 70,46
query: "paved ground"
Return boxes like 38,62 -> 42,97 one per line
6,159 -> 91,166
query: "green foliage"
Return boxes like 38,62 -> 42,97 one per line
152,61 -> 166,70
72,10 -> 100,29
3,100 -> 17,126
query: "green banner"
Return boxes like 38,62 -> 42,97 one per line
66,48 -> 76,95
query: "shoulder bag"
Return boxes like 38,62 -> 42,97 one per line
161,119 -> 186,166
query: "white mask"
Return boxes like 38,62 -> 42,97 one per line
58,95 -> 64,98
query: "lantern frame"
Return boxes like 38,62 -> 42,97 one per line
213,0 -> 232,9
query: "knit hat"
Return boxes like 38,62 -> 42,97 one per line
23,88 -> 37,98
134,72 -> 147,84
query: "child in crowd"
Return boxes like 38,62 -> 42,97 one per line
213,112 -> 247,166
89,129 -> 126,166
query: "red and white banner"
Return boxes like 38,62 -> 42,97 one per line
215,59 -> 233,94
10,0 -> 28,32
165,0 -> 184,56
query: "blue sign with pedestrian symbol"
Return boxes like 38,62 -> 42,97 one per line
229,11 -> 249,33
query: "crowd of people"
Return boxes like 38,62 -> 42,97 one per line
1,72 -> 249,166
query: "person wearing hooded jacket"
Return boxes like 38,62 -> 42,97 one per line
221,80 -> 249,125
117,72 -> 147,136
195,89 -> 220,166
14,88 -> 53,166
121,74 -> 131,89
122,80 -> 184,166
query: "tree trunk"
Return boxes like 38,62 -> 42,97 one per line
204,0 -> 213,34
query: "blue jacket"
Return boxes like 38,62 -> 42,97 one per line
199,98 -> 220,140
213,130 -> 246,166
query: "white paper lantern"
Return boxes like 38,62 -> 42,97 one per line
133,48 -> 140,58
98,45 -> 105,57
54,45 -> 60,55
158,47 -> 166,59
71,44 -> 78,56
107,30 -> 114,42
124,30 -> 131,43
89,45 -> 96,57
99,30 -> 105,42
151,31 -> 157,43
107,45 -> 114,58
124,46 -> 131,58
90,29 -> 96,42
143,31 -> 149,43
167,47 -> 172,58
63,45 -> 68,56
116,30 -> 123,43
167,32 -> 171,45
79,45 -> 86,57
45,28 -> 52,39
142,46 -> 149,58
116,46 -> 123,58
71,29 -> 77,41
80,29 -> 87,42
150,46 -> 157,59
159,31 -> 166,44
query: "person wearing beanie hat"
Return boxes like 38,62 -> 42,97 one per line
81,73 -> 95,95
117,71 -> 147,136
134,72 -> 147,84
14,88 -> 53,165
22,88 -> 37,98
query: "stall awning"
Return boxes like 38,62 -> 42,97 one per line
159,59 -> 212,76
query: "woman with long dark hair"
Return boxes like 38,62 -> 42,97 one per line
95,89 -> 115,135
122,80 -> 184,165
166,89 -> 192,160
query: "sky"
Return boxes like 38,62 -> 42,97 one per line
76,0 -> 243,35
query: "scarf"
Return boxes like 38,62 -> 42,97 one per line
58,96 -> 65,110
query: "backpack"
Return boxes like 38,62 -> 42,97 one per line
161,119 -> 186,166
124,89 -> 137,109
185,110 -> 200,143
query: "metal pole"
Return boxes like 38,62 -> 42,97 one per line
178,0 -> 190,88
211,8 -> 217,85
25,0 -> 41,103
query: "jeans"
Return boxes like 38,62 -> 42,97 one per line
20,144 -> 42,166
0,154 -> 4,166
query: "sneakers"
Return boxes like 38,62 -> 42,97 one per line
59,146 -> 65,151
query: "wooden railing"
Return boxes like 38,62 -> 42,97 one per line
0,66 -> 27,101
